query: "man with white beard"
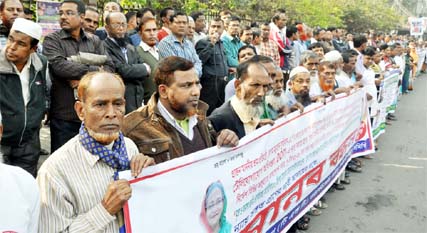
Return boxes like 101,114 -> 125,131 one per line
264,66 -> 303,119
209,55 -> 274,139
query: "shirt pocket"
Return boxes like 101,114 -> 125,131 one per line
136,138 -> 172,164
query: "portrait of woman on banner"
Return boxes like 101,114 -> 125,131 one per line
200,181 -> 232,233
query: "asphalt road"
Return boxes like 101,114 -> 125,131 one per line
305,75 -> 427,233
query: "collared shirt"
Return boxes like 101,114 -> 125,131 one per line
108,37 -> 128,63
193,31 -> 207,45
284,89 -> 298,108
157,99 -> 198,140
259,40 -> 281,67
139,41 -> 159,60
221,32 -> 243,68
37,135 -> 139,233
158,34 -> 203,77
42,29 -> 114,121
230,96 -> 260,135
0,163 -> 39,233
11,58 -> 31,106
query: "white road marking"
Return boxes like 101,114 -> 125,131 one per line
382,164 -> 424,169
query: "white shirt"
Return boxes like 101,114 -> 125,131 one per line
37,136 -> 139,233
12,58 -> 32,106
193,31 -> 207,45
336,71 -> 354,88
139,41 -> 159,60
0,163 -> 39,233
355,50 -> 366,75
157,100 -> 198,140
361,68 -> 379,116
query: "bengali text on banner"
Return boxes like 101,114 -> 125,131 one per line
119,89 -> 368,233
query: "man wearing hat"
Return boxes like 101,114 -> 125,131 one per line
285,66 -> 323,108
0,18 -> 48,177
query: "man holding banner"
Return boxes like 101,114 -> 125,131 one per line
123,56 -> 239,164
37,72 -> 155,232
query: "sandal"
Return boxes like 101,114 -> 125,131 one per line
308,207 -> 322,216
347,163 -> 362,173
341,177 -> 351,185
296,218 -> 310,230
302,214 -> 311,223
315,200 -> 328,209
352,158 -> 362,167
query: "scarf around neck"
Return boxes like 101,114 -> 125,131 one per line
79,123 -> 130,171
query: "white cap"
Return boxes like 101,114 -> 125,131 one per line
289,66 -> 309,80
323,50 -> 342,62
10,18 -> 42,41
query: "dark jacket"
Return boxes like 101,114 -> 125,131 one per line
0,51 -> 48,146
195,38 -> 228,78
208,101 -> 245,139
42,29 -> 114,122
136,45 -> 158,104
104,38 -> 149,113
123,94 -> 215,164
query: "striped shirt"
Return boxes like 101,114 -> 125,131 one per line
37,135 -> 139,233
157,34 -> 203,77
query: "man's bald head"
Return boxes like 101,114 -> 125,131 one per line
77,72 -> 125,102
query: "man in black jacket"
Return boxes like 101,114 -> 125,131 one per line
209,56 -> 273,139
43,0 -> 114,152
195,18 -> 229,115
0,18 -> 47,176
104,12 -> 150,113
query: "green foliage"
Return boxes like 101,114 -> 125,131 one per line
50,0 -> 402,32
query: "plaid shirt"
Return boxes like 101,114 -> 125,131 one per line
259,40 -> 280,67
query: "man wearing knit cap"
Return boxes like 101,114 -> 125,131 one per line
0,18 -> 48,177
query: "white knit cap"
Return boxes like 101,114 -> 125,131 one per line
323,50 -> 342,62
11,18 -> 42,41
289,66 -> 310,80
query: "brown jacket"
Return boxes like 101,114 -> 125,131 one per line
122,94 -> 215,164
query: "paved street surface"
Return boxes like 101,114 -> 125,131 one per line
306,75 -> 427,233
38,76 -> 427,233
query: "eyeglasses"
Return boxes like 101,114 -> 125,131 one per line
59,10 -> 77,17
109,23 -> 127,29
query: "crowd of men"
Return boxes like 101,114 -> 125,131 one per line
0,0 -> 425,232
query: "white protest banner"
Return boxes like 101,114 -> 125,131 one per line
410,18 -> 424,36
351,114 -> 375,157
120,90 -> 366,233
383,70 -> 400,114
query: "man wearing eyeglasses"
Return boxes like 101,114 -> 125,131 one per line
42,0 -> 114,153
103,12 -> 150,113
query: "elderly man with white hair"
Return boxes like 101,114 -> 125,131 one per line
0,18 -> 48,177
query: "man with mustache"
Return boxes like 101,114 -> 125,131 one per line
0,0 -> 24,42
0,18 -> 46,177
103,12 -> 150,113
136,16 -> 159,104
123,56 -> 238,164
37,72 -> 155,232
264,65 -> 299,119
309,61 -> 337,99
285,66 -> 314,108
158,11 -> 202,77
209,55 -> 274,139
42,0 -> 114,152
